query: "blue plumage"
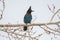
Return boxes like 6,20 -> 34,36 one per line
24,15 -> 32,23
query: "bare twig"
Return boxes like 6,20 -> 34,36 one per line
50,9 -> 60,22
57,14 -> 60,20
48,4 -> 60,22
44,24 -> 60,33
0,0 -> 5,20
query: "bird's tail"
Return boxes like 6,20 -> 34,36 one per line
23,26 -> 27,31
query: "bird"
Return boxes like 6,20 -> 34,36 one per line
23,6 -> 34,31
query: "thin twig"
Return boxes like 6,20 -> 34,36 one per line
50,9 -> 60,22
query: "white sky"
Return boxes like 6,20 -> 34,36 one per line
0,0 -> 60,40
0,0 -> 60,24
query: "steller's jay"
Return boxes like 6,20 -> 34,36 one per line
23,6 -> 34,31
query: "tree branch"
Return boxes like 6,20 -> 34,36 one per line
0,21 -> 60,27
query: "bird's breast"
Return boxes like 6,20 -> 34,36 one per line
24,15 -> 32,23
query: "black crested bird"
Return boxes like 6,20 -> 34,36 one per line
24,6 -> 34,31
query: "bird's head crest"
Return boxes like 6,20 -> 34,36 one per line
27,6 -> 34,14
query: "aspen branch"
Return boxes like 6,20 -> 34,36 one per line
0,21 -> 60,27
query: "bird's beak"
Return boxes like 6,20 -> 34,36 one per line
31,10 -> 34,12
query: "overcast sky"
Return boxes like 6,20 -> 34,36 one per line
0,0 -> 60,24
